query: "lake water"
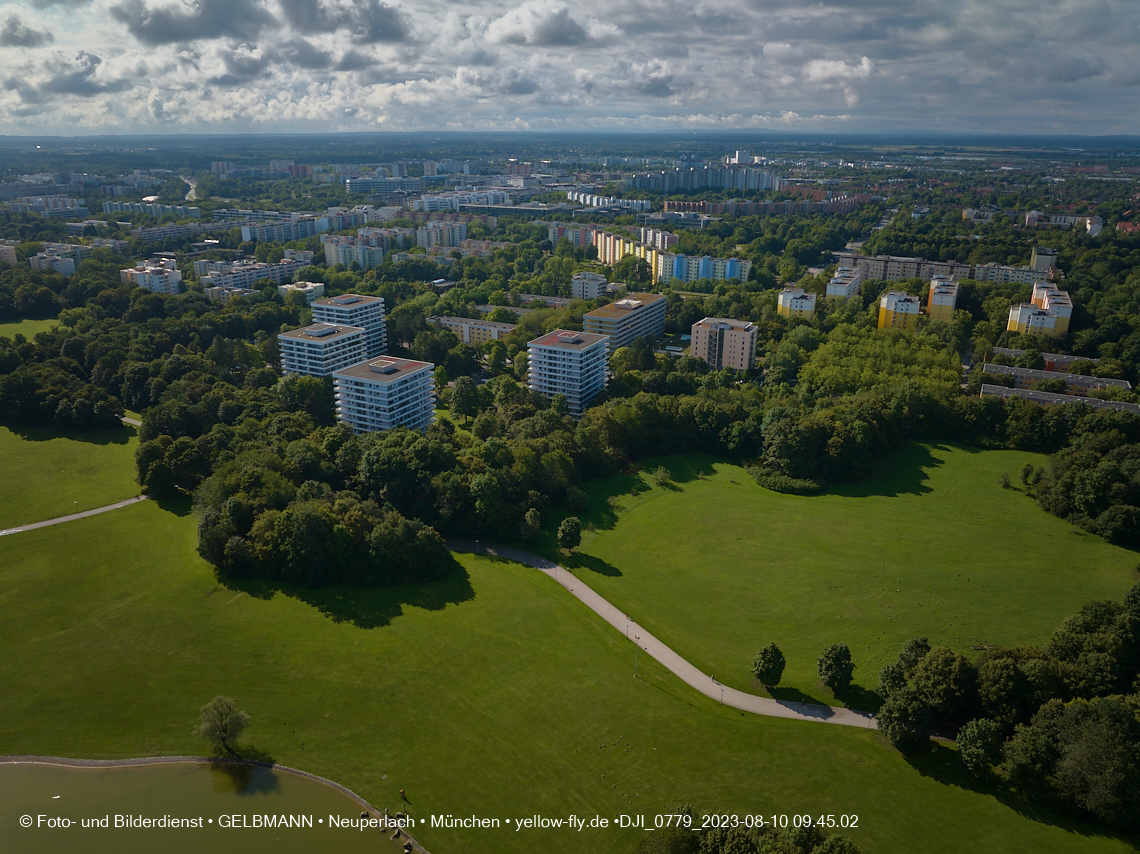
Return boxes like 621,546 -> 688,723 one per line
0,761 -> 412,853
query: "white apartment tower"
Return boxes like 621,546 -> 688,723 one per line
278,323 -> 366,376
120,259 -> 183,295
333,357 -> 436,433
571,271 -> 608,301
527,329 -> 609,418
311,294 -> 387,358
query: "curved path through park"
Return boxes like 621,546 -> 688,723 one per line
0,496 -> 149,537
449,542 -> 877,730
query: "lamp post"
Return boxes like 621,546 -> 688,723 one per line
634,635 -> 640,677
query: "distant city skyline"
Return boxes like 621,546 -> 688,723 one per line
0,0 -> 1137,135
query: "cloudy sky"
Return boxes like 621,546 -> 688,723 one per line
0,0 -> 1137,135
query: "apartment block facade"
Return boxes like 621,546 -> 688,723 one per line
927,277 -> 959,322
877,291 -> 922,331
120,259 -> 183,294
311,294 -> 388,358
278,323 -> 367,376
333,357 -> 436,433
428,315 -> 516,345
583,292 -> 668,355
571,271 -> 607,300
826,267 -> 862,299
527,330 -> 609,418
690,317 -> 758,372
776,287 -> 817,320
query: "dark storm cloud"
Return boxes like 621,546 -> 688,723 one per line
336,50 -> 377,71
110,0 -> 276,46
0,15 -> 55,47
281,38 -> 332,69
208,44 -> 276,85
276,0 -> 408,43
38,51 -> 131,96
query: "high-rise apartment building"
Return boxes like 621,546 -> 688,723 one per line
826,266 -> 862,299
877,291 -> 922,331
776,287 -> 817,320
1007,284 -> 1073,337
333,357 -> 436,433
278,323 -> 366,376
527,330 -> 609,418
311,294 -> 388,358
120,259 -> 183,295
278,282 -> 325,304
571,271 -> 607,300
689,318 -> 759,372
927,277 -> 959,322
583,293 -> 668,356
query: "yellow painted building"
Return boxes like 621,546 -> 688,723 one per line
877,291 -> 922,331
776,286 -> 817,320
1007,284 -> 1073,337
927,277 -> 958,322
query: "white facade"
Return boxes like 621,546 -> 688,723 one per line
311,294 -> 388,358
31,254 -> 77,277
826,266 -> 862,298
527,329 -> 609,418
278,282 -> 325,304
413,190 -> 510,212
333,357 -> 436,433
0,239 -> 17,265
279,323 -> 366,376
121,259 -> 183,294
416,222 -> 467,248
571,271 -> 607,300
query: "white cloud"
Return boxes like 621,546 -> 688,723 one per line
803,56 -> 874,83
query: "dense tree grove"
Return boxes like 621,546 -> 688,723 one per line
874,584 -> 1140,829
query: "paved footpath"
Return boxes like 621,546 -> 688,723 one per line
121,416 -> 143,427
450,541 -> 877,730
0,496 -> 149,537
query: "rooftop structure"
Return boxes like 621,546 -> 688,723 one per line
826,266 -> 862,299
278,281 -> 325,304
583,292 -> 668,355
927,276 -> 959,322
527,329 -> 609,418
878,291 -> 922,331
981,363 -> 1130,394
776,287 -> 817,320
121,259 -> 182,295
990,348 -> 1096,373
690,317 -> 758,372
333,357 -> 436,433
311,294 -> 387,358
278,323 -> 367,376
980,384 -> 1140,414
204,285 -> 256,302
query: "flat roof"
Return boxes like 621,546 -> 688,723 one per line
529,329 -> 609,350
429,315 -> 517,330
982,362 -> 1131,389
992,347 -> 1097,363
333,357 -> 433,382
279,323 -> 365,342
981,384 -> 1140,413
313,293 -> 383,307
584,292 -> 666,319
695,317 -> 756,329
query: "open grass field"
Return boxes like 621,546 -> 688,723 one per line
550,443 -> 1139,706
0,317 -> 58,339
0,496 -> 1132,854
0,424 -> 140,529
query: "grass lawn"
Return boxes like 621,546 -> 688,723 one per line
0,424 -> 140,529
0,317 -> 59,339
548,443 -> 1139,706
0,499 -> 1131,854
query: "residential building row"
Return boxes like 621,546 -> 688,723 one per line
592,230 -> 751,284
412,190 -> 511,212
663,196 -> 860,216
428,316 -> 517,345
102,201 -> 200,218
990,347 -> 1095,373
195,257 -> 310,289
834,249 -> 1058,285
565,192 -> 651,212
7,195 -> 89,218
628,166 -> 783,194
980,385 -> 1140,414
120,259 -> 183,294
980,363 -> 1131,395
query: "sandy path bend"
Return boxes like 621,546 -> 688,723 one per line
450,541 -> 877,730
0,496 -> 148,537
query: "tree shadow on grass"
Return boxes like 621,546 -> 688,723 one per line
905,741 -> 1137,842
820,442 -> 946,499
153,493 -> 194,517
564,552 -> 623,577
4,422 -> 134,446
222,564 -> 476,630
768,685 -> 832,708
208,758 -> 281,795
